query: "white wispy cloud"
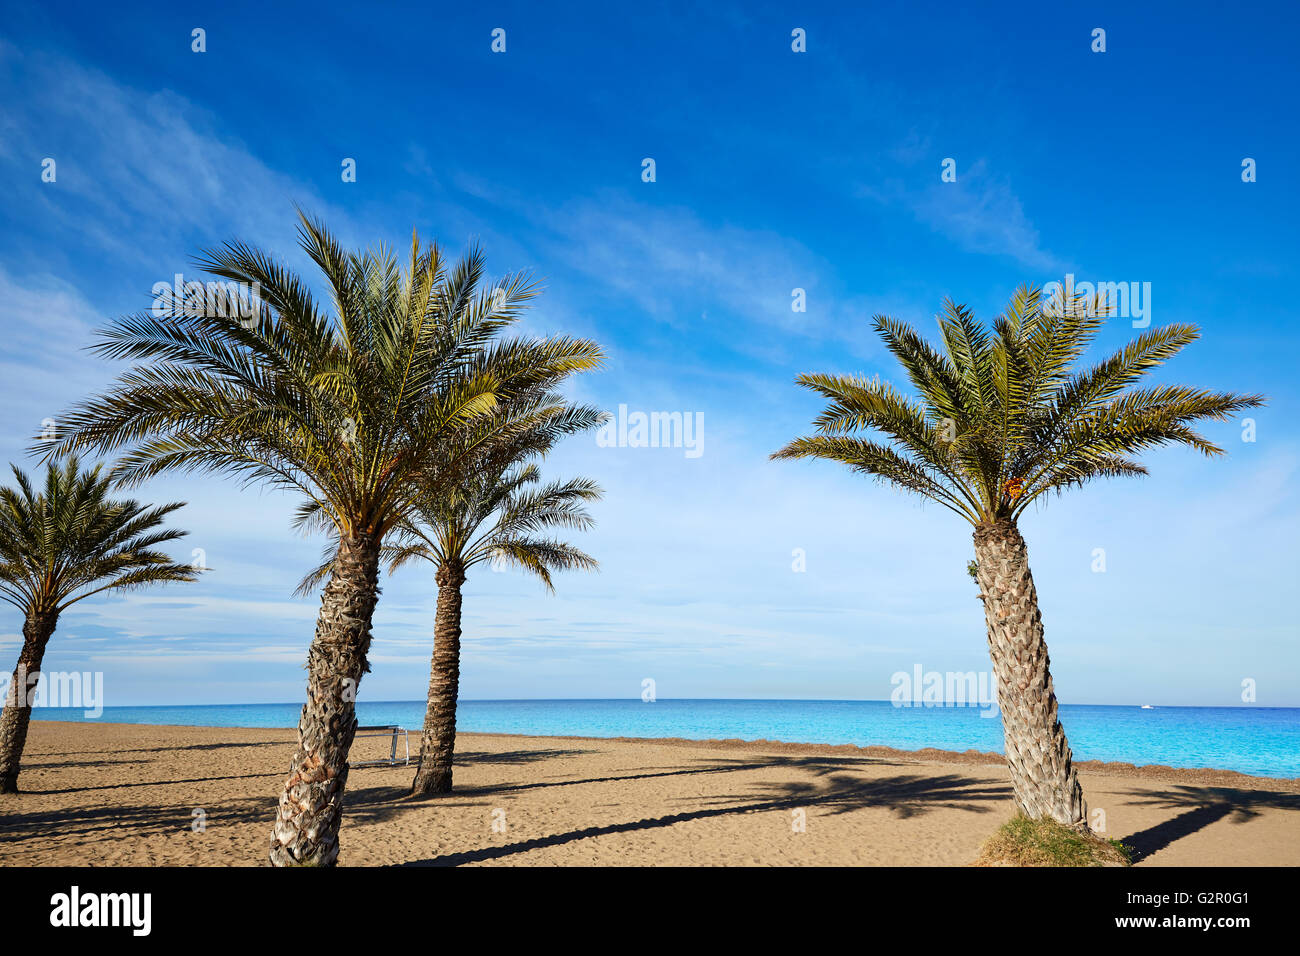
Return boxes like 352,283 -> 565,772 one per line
857,159 -> 1064,272
0,45 -> 347,269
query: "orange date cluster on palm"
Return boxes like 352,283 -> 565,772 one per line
1004,478 -> 1025,502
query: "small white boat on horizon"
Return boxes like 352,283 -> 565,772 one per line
1140,704 -> 1155,710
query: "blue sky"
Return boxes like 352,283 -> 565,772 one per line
1,1 -> 1296,708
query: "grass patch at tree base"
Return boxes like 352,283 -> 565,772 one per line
974,814 -> 1133,867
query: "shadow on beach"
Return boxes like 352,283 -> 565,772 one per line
0,794 -> 278,843
391,755 -> 1009,866
1117,785 -> 1300,862
25,738 -> 296,760
450,748 -> 595,766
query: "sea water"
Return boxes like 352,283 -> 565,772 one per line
30,699 -> 1300,778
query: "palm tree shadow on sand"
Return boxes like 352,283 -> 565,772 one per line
393,756 -> 1010,866
1117,786 -> 1300,862
447,748 -> 595,766
393,753 -> 923,804
699,768 -> 1011,820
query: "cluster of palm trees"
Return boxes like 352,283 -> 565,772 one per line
0,210 -> 1263,864
1,212 -> 605,865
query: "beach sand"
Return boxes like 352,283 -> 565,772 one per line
1,721 -> 1297,867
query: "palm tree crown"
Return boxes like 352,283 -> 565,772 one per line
36,211 -> 603,540
390,464 -> 599,587
0,457 -> 196,615
773,285 -> 1264,522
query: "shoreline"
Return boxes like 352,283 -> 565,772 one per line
28,720 -> 1300,792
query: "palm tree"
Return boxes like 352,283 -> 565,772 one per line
296,411 -> 602,797
0,457 -> 195,792
773,285 -> 1263,825
37,211 -> 603,864
400,463 -> 600,797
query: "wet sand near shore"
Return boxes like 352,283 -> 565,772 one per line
1,721 -> 1296,867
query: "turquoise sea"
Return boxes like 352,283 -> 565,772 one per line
31,699 -> 1300,778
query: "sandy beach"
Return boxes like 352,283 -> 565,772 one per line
1,721 -> 1297,867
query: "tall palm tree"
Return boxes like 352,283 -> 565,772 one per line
0,457 -> 195,792
773,285 -> 1263,825
37,211 -> 603,865
296,410 -> 602,797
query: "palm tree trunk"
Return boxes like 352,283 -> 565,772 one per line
411,560 -> 465,796
269,532 -> 381,866
0,611 -> 58,793
972,519 -> 1087,826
